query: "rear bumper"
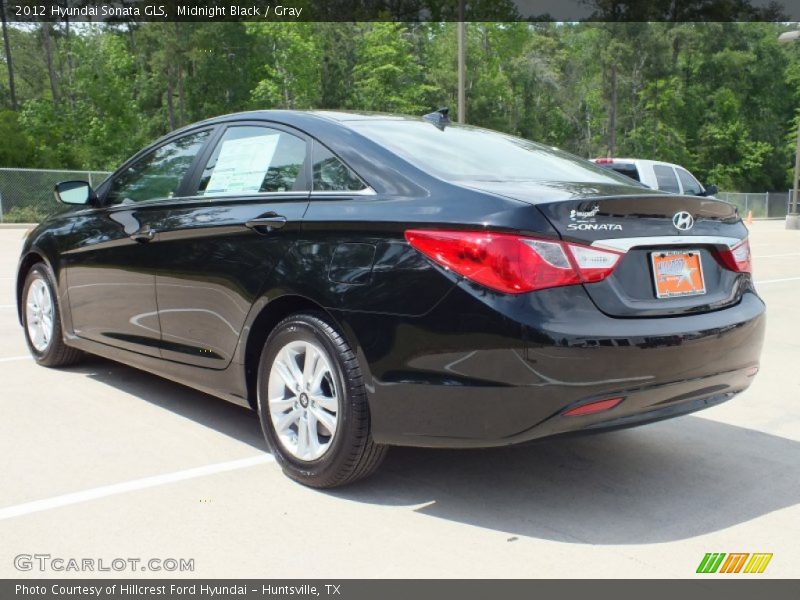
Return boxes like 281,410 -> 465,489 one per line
514,368 -> 752,443
336,284 -> 766,448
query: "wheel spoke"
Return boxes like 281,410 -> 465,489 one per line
311,393 -> 337,412
41,290 -> 52,314
40,317 -> 51,344
268,396 -> 295,412
296,415 -> 309,457
283,348 -> 305,388
274,407 -> 300,433
302,343 -> 320,389
38,285 -> 47,311
311,406 -> 337,436
274,356 -> 300,391
305,410 -> 321,455
310,358 -> 329,393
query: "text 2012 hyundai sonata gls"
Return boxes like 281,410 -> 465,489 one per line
17,110 -> 765,487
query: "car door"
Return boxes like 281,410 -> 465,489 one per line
65,129 -> 213,357
146,122 -> 311,368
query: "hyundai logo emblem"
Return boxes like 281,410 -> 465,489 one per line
672,211 -> 694,231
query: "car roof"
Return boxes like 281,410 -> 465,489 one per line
309,110 -> 417,122
159,110 -> 431,146
182,109 -> 420,129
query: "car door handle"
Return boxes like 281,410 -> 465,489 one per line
130,227 -> 155,243
245,215 -> 287,233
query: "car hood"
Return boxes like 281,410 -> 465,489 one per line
456,180 -> 660,204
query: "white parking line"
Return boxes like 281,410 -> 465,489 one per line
0,454 -> 275,521
0,355 -> 31,363
756,277 -> 800,285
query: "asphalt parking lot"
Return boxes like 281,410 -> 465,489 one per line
0,221 -> 799,579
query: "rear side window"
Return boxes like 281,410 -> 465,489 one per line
106,130 -> 210,204
608,164 -> 640,182
653,165 -> 680,193
312,143 -> 366,192
676,168 -> 703,195
197,126 -> 308,195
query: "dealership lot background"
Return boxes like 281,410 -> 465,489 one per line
0,221 -> 797,578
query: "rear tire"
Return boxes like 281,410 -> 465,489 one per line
257,312 -> 386,488
21,263 -> 83,367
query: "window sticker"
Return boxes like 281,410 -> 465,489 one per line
205,133 -> 280,195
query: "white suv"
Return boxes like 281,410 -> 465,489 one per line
593,158 -> 717,197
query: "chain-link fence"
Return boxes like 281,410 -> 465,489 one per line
0,168 -> 797,223
715,191 -> 794,219
0,168 -> 111,223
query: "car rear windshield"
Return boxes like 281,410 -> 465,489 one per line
606,163 -> 641,182
348,120 -> 635,185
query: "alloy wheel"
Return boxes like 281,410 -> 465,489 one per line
25,277 -> 54,353
267,340 -> 339,461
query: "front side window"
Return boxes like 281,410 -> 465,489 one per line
312,143 -> 367,192
676,168 -> 703,195
106,130 -> 210,205
653,165 -> 681,193
197,126 -> 307,196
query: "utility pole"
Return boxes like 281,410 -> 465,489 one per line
0,0 -> 18,110
457,0 -> 465,124
790,112 -> 800,224
778,29 -> 800,229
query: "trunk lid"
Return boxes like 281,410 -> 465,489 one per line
461,181 -> 751,317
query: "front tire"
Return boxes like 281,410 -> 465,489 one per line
257,312 -> 386,488
21,263 -> 83,367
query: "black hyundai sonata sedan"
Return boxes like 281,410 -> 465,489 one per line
17,110 -> 765,487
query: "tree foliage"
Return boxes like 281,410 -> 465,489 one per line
0,21 -> 799,191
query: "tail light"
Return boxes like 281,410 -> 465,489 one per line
594,158 -> 614,165
404,229 -> 624,294
717,238 -> 752,274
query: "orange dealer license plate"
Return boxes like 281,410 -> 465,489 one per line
651,250 -> 706,298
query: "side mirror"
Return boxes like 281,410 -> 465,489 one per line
703,184 -> 718,197
54,180 -> 95,205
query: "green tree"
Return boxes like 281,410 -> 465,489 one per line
0,19 -> 797,194
0,110 -> 38,165
247,22 -> 321,109
350,23 -> 435,113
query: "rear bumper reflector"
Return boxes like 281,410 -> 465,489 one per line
563,397 -> 625,417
